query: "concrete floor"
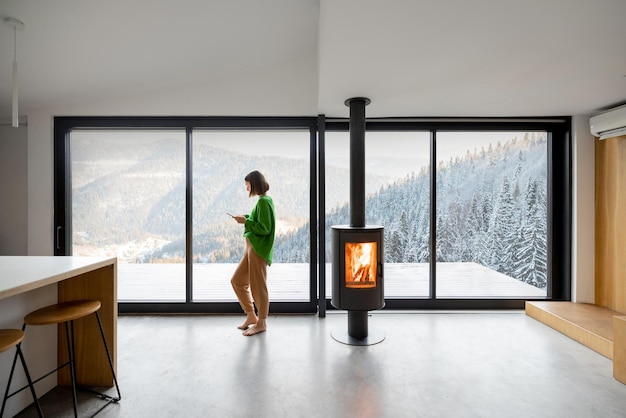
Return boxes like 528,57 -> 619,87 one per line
13,311 -> 626,418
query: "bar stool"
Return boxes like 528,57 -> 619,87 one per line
22,300 -> 121,417
1,329 -> 43,417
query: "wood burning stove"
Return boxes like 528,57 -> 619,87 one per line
331,97 -> 385,346
331,226 -> 384,311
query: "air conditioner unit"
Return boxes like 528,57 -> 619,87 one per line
590,103 -> 626,140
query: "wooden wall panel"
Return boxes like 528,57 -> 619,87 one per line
57,264 -> 117,386
595,135 -> 626,312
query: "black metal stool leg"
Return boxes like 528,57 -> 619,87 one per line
66,321 -> 79,418
94,311 -> 121,403
0,346 -> 20,418
95,311 -> 122,402
2,325 -> 44,418
16,345 -> 44,417
89,311 -> 122,402
72,312 -> 121,417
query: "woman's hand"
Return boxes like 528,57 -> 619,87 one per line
233,215 -> 246,224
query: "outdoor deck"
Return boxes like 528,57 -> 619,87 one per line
118,262 -> 546,302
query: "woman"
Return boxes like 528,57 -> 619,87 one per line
230,170 -> 276,336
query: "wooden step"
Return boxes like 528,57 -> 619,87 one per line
525,301 -> 618,359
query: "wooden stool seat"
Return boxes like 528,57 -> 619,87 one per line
0,329 -> 24,353
24,300 -> 101,326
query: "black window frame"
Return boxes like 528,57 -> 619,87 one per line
54,116 -> 319,314
54,115 -> 571,314
320,116 -> 571,310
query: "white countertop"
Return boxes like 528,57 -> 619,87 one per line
0,256 -> 117,300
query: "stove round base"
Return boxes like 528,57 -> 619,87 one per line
331,327 -> 385,346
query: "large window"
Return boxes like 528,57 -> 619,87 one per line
191,130 -> 310,302
324,131 -> 431,299
435,132 -> 548,298
70,130 -> 187,302
55,116 -> 571,313
55,118 -> 317,313
322,119 -> 571,309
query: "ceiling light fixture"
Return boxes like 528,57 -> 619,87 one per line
4,17 -> 25,128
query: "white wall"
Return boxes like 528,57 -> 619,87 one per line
0,123 -> 28,255
571,115 -> 595,303
26,112 -> 54,255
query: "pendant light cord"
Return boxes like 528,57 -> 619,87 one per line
13,26 -> 17,62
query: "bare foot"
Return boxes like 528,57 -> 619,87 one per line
243,319 -> 266,336
237,313 -> 258,330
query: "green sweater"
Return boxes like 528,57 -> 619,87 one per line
243,195 -> 276,265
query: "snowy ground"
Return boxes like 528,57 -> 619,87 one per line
118,262 -> 546,302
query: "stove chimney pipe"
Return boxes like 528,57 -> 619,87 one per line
332,97 -> 384,346
345,97 -> 370,228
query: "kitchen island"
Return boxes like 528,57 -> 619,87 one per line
0,256 -> 117,415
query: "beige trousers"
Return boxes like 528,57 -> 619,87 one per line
230,238 -> 269,319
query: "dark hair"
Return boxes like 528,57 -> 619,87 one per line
245,170 -> 270,197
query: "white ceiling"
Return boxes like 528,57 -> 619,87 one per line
1,0 -> 625,119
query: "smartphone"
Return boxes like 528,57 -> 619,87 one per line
226,212 -> 235,217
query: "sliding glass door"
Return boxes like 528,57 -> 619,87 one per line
55,117 -> 317,313
191,130 -> 311,302
435,132 -> 548,298
70,130 -> 187,302
322,119 -> 570,309
324,131 -> 431,299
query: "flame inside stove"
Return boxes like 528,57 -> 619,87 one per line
345,242 -> 377,288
